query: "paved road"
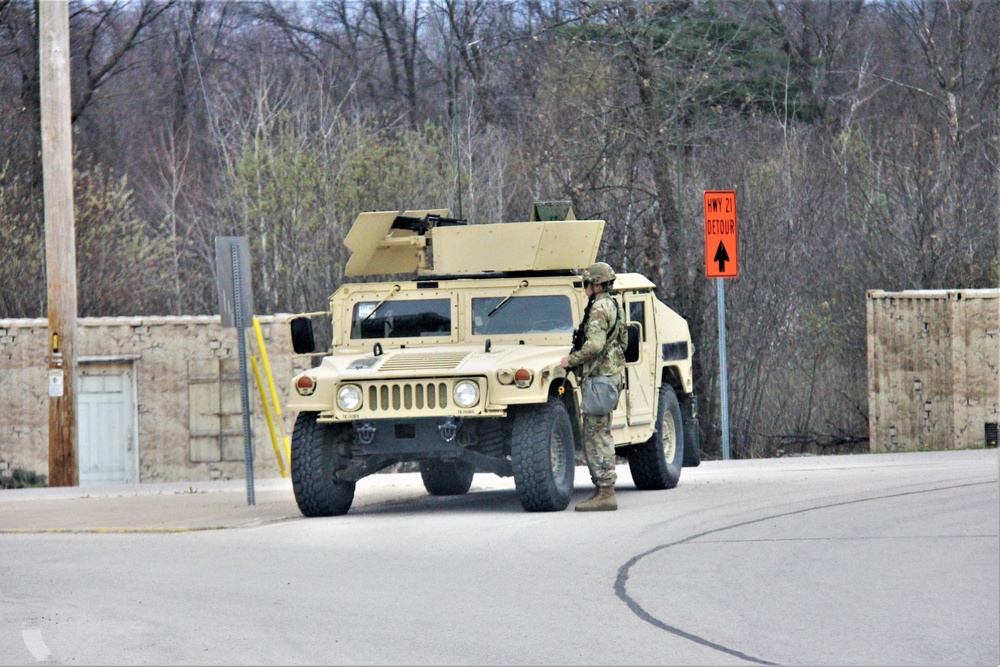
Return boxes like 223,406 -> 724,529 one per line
2,449 -> 997,666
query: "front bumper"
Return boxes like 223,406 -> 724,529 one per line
352,417 -> 468,455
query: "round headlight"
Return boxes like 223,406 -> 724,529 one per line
337,384 -> 362,411
453,380 -> 479,408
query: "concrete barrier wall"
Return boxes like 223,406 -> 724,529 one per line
867,289 -> 1000,452
0,315 -> 311,484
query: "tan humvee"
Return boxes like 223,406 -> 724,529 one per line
286,202 -> 699,516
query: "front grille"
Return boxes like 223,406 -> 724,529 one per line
367,381 -> 450,413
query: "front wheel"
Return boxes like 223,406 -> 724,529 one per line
627,384 -> 684,490
420,460 -> 475,496
510,398 -> 576,512
291,412 -> 356,517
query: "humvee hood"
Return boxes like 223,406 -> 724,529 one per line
323,344 -> 566,378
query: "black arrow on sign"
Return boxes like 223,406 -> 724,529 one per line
713,241 -> 730,273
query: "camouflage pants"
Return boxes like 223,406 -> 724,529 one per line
582,413 -> 617,488
578,372 -> 622,487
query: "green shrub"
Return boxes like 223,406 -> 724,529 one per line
0,468 -> 48,489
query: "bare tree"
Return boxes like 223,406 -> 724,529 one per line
69,0 -> 177,123
365,0 -> 425,124
759,0 -> 866,126
150,121 -> 192,315
0,0 -> 41,189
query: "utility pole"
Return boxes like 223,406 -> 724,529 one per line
40,1 -> 78,486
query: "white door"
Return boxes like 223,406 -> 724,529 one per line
78,364 -> 137,485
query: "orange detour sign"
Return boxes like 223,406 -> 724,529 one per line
704,190 -> 738,278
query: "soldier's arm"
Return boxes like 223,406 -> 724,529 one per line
567,308 -> 611,367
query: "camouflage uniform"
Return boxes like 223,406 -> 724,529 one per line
567,289 -> 626,487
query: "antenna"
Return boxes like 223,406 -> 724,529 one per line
452,73 -> 462,219
450,36 -> 464,219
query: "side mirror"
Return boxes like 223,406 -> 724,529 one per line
290,316 -> 316,354
625,323 -> 640,363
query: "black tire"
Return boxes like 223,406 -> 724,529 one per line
627,384 -> 684,490
420,460 -> 475,496
290,412 -> 356,517
511,398 -> 576,512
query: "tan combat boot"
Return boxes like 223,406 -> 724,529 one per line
574,486 -> 617,512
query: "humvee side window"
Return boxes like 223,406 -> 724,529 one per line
629,301 -> 646,341
351,299 -> 451,339
472,295 -> 574,335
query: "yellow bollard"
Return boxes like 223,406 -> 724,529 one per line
250,355 -> 288,477
253,317 -> 293,468
253,318 -> 284,418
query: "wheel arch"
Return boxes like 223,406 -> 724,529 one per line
660,363 -> 685,394
549,377 -> 582,452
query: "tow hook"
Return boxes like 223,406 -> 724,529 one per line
438,418 -> 458,443
356,422 -> 376,445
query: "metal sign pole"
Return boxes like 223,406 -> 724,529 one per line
215,236 -> 256,504
705,189 -> 737,460
717,278 -> 731,460
231,241 -> 255,505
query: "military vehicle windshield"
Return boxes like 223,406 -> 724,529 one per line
472,295 -> 574,335
351,299 -> 451,339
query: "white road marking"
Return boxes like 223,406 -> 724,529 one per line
22,628 -> 54,662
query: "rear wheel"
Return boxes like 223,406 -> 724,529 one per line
291,412 -> 356,517
627,384 -> 684,490
420,460 -> 475,496
511,398 -> 575,512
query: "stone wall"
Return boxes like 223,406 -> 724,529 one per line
867,289 -> 1000,452
0,315 -> 310,484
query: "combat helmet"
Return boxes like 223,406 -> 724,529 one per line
582,261 -> 616,286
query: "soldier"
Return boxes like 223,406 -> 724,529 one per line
560,261 -> 627,511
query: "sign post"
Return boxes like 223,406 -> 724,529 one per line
215,237 -> 256,505
704,190 -> 738,460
